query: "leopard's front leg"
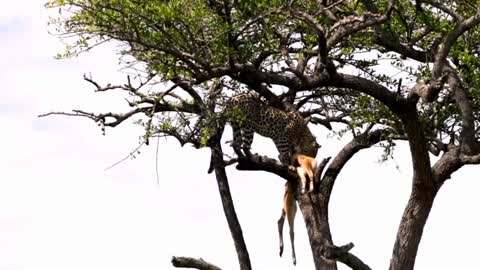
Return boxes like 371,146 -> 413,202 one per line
241,125 -> 254,158
230,122 -> 245,158
273,138 -> 291,164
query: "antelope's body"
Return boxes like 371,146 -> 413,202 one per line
293,154 -> 318,194
277,154 -> 318,265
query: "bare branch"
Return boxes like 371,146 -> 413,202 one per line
171,256 -> 222,270
460,153 -> 480,164
39,96 -> 201,128
38,108 -> 145,127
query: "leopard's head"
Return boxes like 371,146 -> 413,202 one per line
302,136 -> 321,157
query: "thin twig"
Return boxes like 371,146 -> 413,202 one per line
104,141 -> 146,171
156,136 -> 160,185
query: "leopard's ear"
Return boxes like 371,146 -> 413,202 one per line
304,116 -> 311,125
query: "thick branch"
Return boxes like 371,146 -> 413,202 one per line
235,154 -> 298,182
444,66 -> 477,152
172,256 -> 222,270
375,32 -> 431,62
361,0 -> 432,62
320,128 -> 393,198
460,152 -> 480,164
432,145 -> 462,184
328,3 -> 394,49
171,77 -> 206,109
331,73 -> 402,114
301,111 -> 349,129
432,12 -> 480,78
322,243 -> 372,270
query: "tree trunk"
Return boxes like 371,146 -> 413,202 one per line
210,144 -> 252,270
389,184 -> 437,270
297,194 -> 338,270
294,130 -> 390,270
389,106 -> 437,270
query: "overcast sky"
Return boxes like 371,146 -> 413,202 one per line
1,1 -> 479,270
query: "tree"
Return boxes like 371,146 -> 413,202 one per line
42,0 -> 480,269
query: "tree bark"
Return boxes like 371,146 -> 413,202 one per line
172,256 -> 223,270
389,185 -> 437,270
210,143 -> 252,270
389,106 -> 437,270
297,194 -> 337,270
295,129 -> 389,270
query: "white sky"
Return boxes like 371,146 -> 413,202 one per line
1,1 -> 479,270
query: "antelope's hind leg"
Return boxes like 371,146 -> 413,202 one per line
285,183 -> 297,265
277,209 -> 286,257
289,221 -> 297,265
287,200 -> 297,265
308,170 -> 315,193
296,167 -> 308,194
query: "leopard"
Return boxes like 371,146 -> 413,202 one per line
222,93 -> 320,163
218,92 -> 321,266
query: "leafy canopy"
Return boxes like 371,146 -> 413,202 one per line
46,0 -> 480,158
